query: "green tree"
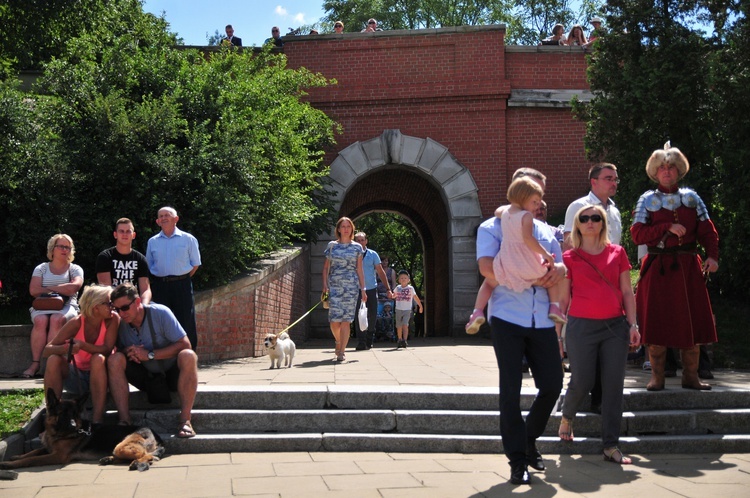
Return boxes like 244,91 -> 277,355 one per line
0,0 -> 339,305
576,0 -> 747,298
355,213 -> 424,295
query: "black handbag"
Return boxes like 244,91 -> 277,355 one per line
144,306 -> 172,404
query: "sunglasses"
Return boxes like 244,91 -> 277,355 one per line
368,21 -> 376,24
579,214 -> 603,223
112,297 -> 137,313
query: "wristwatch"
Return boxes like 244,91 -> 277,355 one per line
148,351 -> 155,361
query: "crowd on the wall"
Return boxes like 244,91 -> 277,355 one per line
541,17 -> 604,48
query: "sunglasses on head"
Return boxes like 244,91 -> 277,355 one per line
579,214 -> 603,223
112,297 -> 137,313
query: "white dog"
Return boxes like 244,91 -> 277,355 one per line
264,332 -> 296,369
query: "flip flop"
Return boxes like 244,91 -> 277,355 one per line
177,420 -> 196,438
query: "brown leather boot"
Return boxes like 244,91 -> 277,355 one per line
681,346 -> 711,390
646,345 -> 666,391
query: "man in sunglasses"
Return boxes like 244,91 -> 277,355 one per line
562,163 -> 622,251
107,282 -> 199,438
562,163 -> 623,415
264,26 -> 284,47
361,18 -> 383,32
96,217 -> 152,304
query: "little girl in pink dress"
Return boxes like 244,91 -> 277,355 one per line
467,176 -> 568,333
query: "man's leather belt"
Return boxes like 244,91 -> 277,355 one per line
155,273 -> 190,282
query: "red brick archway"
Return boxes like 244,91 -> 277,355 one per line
285,26 -> 592,335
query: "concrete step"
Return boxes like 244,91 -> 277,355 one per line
111,384 -> 750,455
126,385 -> 750,412
161,432 -> 750,455
127,407 -> 750,438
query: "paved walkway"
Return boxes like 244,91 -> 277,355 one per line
2,336 -> 750,496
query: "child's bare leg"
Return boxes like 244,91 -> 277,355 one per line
466,279 -> 496,334
547,279 -> 569,324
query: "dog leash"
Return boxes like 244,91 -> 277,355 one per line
276,299 -> 323,335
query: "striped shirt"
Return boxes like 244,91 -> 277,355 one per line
32,262 -> 83,307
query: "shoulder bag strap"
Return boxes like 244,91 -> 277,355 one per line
574,249 -> 625,314
144,306 -> 165,374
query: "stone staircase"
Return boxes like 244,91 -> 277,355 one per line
122,385 -> 750,455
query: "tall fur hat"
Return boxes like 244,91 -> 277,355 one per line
645,141 -> 690,182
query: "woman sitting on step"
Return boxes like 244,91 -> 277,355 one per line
43,285 -> 119,424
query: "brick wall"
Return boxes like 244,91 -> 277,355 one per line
284,28 -> 592,222
194,246 -> 309,362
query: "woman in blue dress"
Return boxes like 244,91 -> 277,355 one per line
322,217 -> 366,362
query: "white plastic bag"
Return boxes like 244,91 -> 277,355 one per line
358,302 -> 368,331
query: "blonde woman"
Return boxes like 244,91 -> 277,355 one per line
43,285 -> 119,423
24,234 -> 84,378
558,205 -> 640,465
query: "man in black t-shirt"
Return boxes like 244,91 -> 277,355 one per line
96,217 -> 152,303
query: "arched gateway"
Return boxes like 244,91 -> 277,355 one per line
284,25 -> 592,338
309,130 -> 482,337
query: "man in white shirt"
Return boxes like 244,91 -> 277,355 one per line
563,163 -> 622,251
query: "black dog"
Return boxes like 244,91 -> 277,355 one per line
0,388 -> 164,471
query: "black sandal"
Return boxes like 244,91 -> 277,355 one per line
20,360 -> 40,379
603,447 -> 632,465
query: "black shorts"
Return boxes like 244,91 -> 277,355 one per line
125,359 -> 180,392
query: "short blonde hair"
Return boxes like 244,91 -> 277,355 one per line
46,234 -> 75,263
506,176 -> 544,207
645,144 -> 690,182
79,285 -> 112,318
570,205 -> 610,249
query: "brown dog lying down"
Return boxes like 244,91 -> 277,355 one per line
0,388 -> 165,472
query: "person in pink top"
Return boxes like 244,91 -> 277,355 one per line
467,176 -> 569,334
557,205 -> 640,464
43,285 -> 120,423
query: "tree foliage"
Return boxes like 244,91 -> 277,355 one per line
0,0 -> 339,306
576,0 -> 748,299
355,213 -> 424,295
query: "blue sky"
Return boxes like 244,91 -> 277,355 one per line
142,1 -> 326,47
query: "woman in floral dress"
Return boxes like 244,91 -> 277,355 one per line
322,217 -> 366,362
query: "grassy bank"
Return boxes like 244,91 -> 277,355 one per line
0,389 -> 44,438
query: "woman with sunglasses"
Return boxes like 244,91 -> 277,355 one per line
558,205 -> 640,465
23,234 -> 84,378
42,285 -> 120,424
631,143 -> 718,391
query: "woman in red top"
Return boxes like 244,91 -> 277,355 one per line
558,205 -> 640,465
631,143 -> 719,391
43,285 -> 119,423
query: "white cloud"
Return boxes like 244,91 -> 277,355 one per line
294,13 -> 305,23
275,6 -> 287,16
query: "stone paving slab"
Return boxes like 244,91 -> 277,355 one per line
2,337 -> 750,495
3,452 -> 749,497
